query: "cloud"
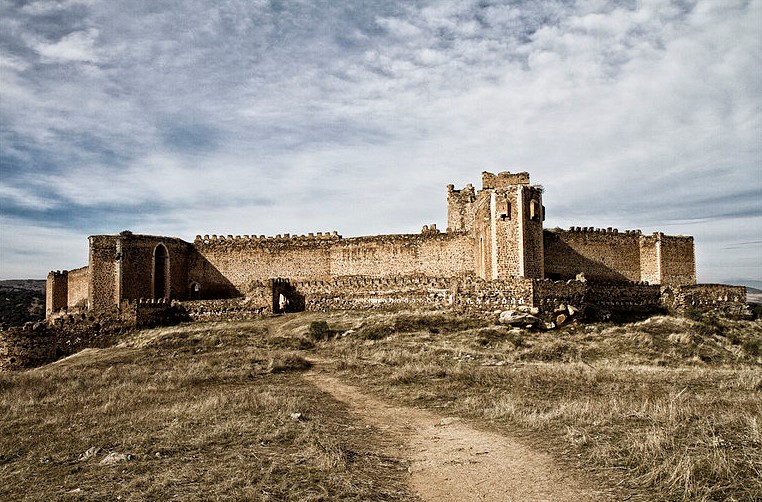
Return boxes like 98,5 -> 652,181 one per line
0,0 -> 759,282
32,28 -> 100,63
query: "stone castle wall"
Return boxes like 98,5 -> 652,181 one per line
88,235 -> 119,311
544,227 -> 643,282
67,266 -> 89,308
89,234 -> 193,310
45,270 -> 68,315
521,186 -> 545,279
447,184 -> 476,233
659,235 -> 696,286
639,235 -> 660,284
191,231 -> 475,296
0,324 -> 57,371
661,284 -> 748,318
118,235 -> 191,301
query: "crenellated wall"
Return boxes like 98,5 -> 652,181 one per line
190,231 -> 475,295
330,233 -> 475,278
544,227 -> 643,282
191,232 -> 339,295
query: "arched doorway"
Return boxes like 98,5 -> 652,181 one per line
189,282 -> 201,300
153,244 -> 170,299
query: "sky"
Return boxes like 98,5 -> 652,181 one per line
0,0 -> 760,284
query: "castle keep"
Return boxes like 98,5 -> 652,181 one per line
45,171 -> 743,321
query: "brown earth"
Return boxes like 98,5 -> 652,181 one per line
304,359 -> 615,502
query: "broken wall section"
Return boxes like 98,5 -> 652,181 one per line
661,284 -> 749,319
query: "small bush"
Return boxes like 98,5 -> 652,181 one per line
358,323 -> 392,340
742,339 -> 760,357
749,303 -> 762,320
308,321 -> 333,341
268,354 -> 312,373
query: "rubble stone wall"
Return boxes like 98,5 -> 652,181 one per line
0,326 -> 57,371
88,235 -> 119,311
661,284 -> 748,318
586,282 -> 664,321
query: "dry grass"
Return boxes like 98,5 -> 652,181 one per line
2,310 -> 760,501
0,320 -> 412,501
313,310 -> 762,501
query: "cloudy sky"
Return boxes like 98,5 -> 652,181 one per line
0,0 -> 759,283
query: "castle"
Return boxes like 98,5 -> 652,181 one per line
45,171 -> 744,322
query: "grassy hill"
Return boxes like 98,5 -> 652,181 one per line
1,310 -> 760,500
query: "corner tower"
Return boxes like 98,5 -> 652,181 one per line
467,171 -> 544,280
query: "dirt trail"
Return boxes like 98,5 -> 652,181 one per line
304,362 -> 611,502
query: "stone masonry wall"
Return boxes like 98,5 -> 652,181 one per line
89,235 -> 119,311
533,279 -> 587,316
639,235 -> 660,285
192,233 -> 337,294
544,227 -> 643,282
289,275 -> 537,315
586,282 -> 664,321
192,231 -> 475,295
67,266 -> 89,308
453,277 -> 535,313
659,235 -> 696,286
661,284 -> 748,318
46,270 -> 68,315
330,233 -> 475,278
521,186 -> 544,279
118,235 -> 192,301
447,183 -> 476,233
293,275 -> 454,312
0,325 -> 57,371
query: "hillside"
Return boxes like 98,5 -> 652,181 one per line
0,280 -> 45,327
1,310 -> 760,500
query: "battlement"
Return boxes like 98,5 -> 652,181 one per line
558,227 -> 643,236
194,231 -> 342,247
481,171 -> 530,189
447,183 -> 476,197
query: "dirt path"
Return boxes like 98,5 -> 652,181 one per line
304,362 -> 611,502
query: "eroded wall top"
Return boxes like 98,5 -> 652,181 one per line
481,171 -> 530,189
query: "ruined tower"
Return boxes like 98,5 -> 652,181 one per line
448,171 -> 544,280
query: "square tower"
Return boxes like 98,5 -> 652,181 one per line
468,171 -> 544,280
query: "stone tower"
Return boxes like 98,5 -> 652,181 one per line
448,171 -> 544,280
